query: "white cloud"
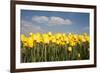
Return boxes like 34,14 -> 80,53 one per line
49,16 -> 72,25
49,16 -> 65,25
21,20 -> 44,36
32,16 -> 49,23
31,16 -> 72,26
65,19 -> 72,25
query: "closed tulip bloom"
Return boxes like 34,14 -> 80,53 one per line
77,53 -> 81,59
68,47 -> 72,52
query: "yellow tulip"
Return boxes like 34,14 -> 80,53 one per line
29,32 -> 33,36
48,32 -> 52,36
27,37 -> 34,48
56,40 -> 60,45
21,34 -> 26,42
62,33 -> 66,37
23,42 -> 28,47
60,42 -> 65,46
77,53 -> 81,58
21,32 -> 90,51
68,47 -> 72,52
52,39 -> 56,43
81,37 -> 86,42
43,38 -> 49,44
69,40 -> 76,47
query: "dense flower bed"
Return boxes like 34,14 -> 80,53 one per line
21,32 -> 90,62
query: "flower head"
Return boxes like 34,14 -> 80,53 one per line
68,47 -> 72,52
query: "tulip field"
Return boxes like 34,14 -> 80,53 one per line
21,32 -> 90,63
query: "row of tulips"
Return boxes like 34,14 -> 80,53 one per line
21,32 -> 90,62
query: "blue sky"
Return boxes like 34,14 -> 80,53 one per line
21,10 -> 89,36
